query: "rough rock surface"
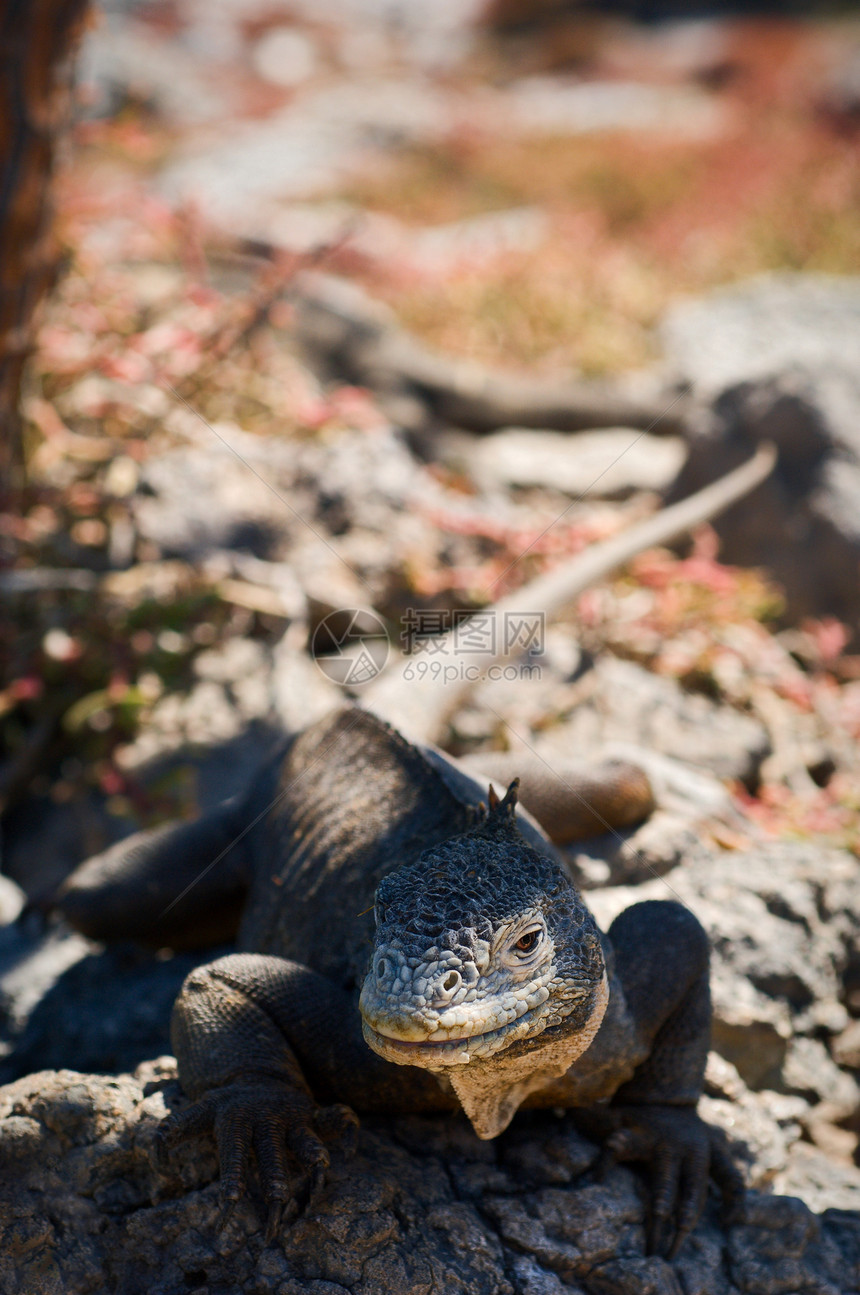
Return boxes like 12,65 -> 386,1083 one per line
561,744 -> 742,888
585,841 -> 860,1222
157,78 -> 457,222
2,1058 -> 860,1295
661,275 -> 860,399
133,422 -> 421,573
535,656 -> 770,787
661,274 -> 860,633
588,841 -> 860,1142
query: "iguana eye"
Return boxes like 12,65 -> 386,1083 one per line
514,930 -> 540,954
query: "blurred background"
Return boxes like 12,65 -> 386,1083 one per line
1,1 -> 860,1112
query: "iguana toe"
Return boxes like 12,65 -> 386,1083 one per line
154,1091 -> 219,1167
709,1130 -> 747,1226
155,1079 -> 360,1240
576,1103 -> 743,1260
265,1200 -> 288,1245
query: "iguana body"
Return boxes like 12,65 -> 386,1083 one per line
55,445 -> 778,1253
59,707 -> 741,1257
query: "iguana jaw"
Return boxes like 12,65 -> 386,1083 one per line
358,932 -> 563,1066
360,964 -> 608,1069
363,972 -> 610,1138
360,998 -> 551,1067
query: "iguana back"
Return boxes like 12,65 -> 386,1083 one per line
239,708 -> 478,986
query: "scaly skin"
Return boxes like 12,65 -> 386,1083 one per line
359,783 -> 610,1138
57,708 -> 743,1256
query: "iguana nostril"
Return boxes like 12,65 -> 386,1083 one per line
377,958 -> 388,979
442,970 -> 460,994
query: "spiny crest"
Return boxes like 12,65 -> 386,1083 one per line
471,778 -> 521,842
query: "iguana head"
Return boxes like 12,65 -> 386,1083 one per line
359,780 -> 608,1137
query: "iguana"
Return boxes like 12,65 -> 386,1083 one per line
55,449 -> 772,1257
58,707 -> 740,1259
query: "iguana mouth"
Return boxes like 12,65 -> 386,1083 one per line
362,1003 -> 547,1065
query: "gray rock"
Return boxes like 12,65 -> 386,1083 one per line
468,429 -> 687,499
252,28 -> 318,88
699,1086 -> 807,1193
773,1145 -> 860,1216
560,743 -> 743,888
0,876 -> 24,925
832,1019 -> 860,1071
145,636 -> 274,749
588,842 -> 860,1115
504,77 -> 723,139
701,1052 -> 860,1209
661,274 -> 860,399
134,439 -> 297,561
725,1191 -> 850,1295
270,642 -> 345,734
509,1254 -> 580,1295
111,672 -> 280,789
0,924 -> 93,1039
158,79 -> 454,221
464,669 -> 766,889
79,16 -> 233,126
260,205 -> 548,274
566,810 -> 702,889
0,941 -> 213,1085
133,423 -> 420,570
782,1037 -> 860,1118
661,275 -> 860,633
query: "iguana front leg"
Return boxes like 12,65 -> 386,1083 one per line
576,900 -> 744,1258
160,954 -> 453,1238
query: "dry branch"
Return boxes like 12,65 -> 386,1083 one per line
292,272 -> 687,435
363,442 -> 777,743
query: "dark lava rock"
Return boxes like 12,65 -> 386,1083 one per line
1,1059 -> 859,1295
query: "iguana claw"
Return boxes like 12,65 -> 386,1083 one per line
264,1200 -> 288,1245
155,1080 -> 359,1241
578,1104 -> 745,1260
